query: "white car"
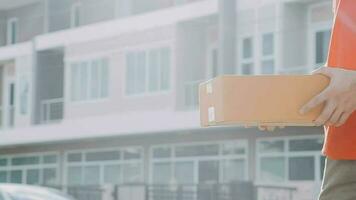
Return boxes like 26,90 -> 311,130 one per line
0,184 -> 76,200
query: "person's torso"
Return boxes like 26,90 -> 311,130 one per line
324,0 -> 356,159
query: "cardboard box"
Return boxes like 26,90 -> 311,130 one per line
199,74 -> 330,127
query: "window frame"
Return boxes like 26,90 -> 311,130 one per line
239,36 -> 255,75
260,32 -> 276,75
149,140 -> 249,185
6,18 -> 18,45
256,135 -> 324,184
68,57 -> 110,103
307,2 -> 333,71
123,42 -> 173,98
64,146 -> 144,186
0,152 -> 60,185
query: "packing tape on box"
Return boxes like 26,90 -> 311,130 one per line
208,106 -> 215,123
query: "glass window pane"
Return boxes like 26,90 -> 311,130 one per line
153,147 -> 171,158
123,164 -> 141,184
315,30 -> 331,65
79,62 -> 88,100
243,38 -> 252,59
199,160 -> 219,184
148,50 -> 159,92
160,48 -> 170,90
83,166 -> 100,185
260,157 -> 285,182
136,51 -> 146,94
10,170 -> 22,184
289,138 -> 323,152
289,157 -> 315,181
123,148 -> 141,160
175,161 -> 194,184
153,163 -> 171,184
175,144 -> 219,157
222,159 -> 245,182
67,166 -> 82,186
104,165 -> 121,184
261,60 -> 275,74
262,33 -> 274,56
241,63 -> 253,75
90,60 -> 100,99
43,155 -> 57,164
43,168 -> 57,186
12,156 -> 40,166
85,151 -> 120,162
126,53 -> 135,95
26,169 -> 40,185
0,171 -> 7,183
0,159 -> 7,166
71,63 -> 79,101
259,140 -> 284,153
100,59 -> 109,98
67,153 -> 82,162
222,142 -> 246,155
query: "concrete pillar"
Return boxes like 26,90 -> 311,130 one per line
218,0 -> 237,75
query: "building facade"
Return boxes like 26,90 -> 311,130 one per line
0,0 -> 333,199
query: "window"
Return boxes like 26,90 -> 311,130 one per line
7,18 -> 18,45
315,30 -> 331,67
126,47 -> 171,95
0,154 -> 58,186
151,141 -> 248,184
240,37 -> 254,75
70,58 -> 109,102
261,33 -> 275,74
258,137 -> 324,182
66,147 -> 143,186
71,3 -> 81,28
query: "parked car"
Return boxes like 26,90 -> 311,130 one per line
0,184 -> 76,200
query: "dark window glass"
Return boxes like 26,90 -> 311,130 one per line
289,139 -> 323,152
85,151 -> 120,162
175,144 -> 219,157
289,157 -> 315,181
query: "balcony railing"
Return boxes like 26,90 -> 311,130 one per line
184,80 -> 204,109
40,98 -> 64,124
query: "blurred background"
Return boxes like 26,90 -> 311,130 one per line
0,0 -> 332,200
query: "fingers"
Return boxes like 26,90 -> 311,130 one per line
314,101 -> 337,126
335,112 -> 352,127
300,88 -> 330,114
258,125 -> 276,132
328,107 -> 343,125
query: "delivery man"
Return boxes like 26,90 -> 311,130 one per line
302,0 -> 356,199
259,0 -> 356,199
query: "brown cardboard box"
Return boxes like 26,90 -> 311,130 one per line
199,74 -> 330,127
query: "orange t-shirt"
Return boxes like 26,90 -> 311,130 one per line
323,0 -> 356,160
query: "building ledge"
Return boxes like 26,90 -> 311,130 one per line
35,0 -> 218,50
0,42 -> 33,61
0,111 -> 201,147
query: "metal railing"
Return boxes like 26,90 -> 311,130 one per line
50,182 -> 296,200
40,98 -> 64,124
184,80 -> 204,109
